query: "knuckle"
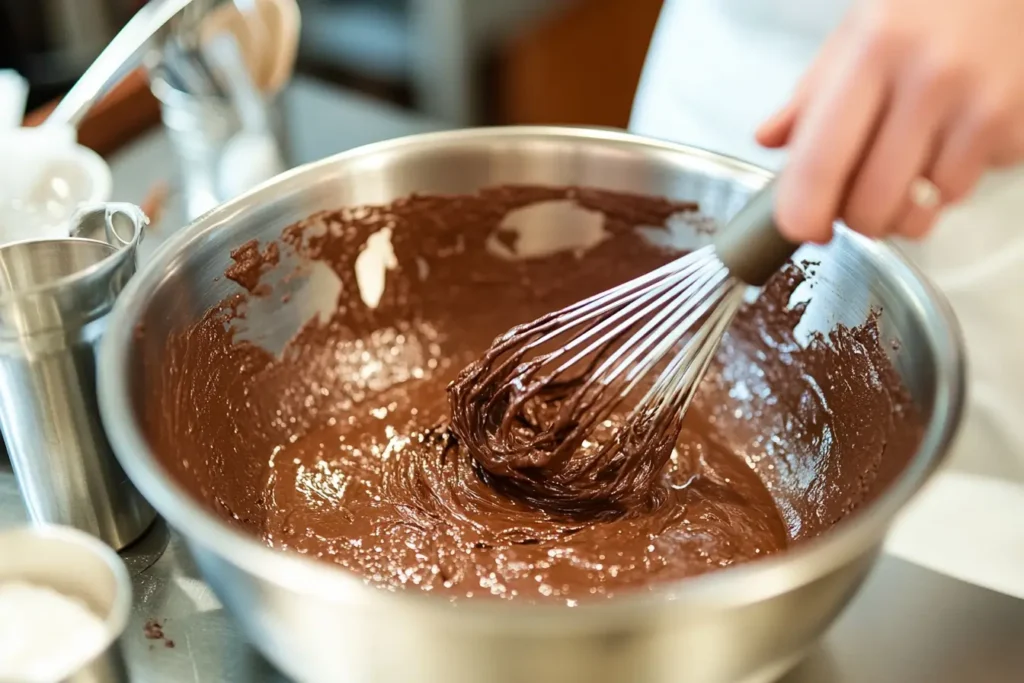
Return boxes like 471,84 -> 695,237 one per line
842,171 -> 893,235
932,166 -> 975,206
843,203 -> 885,238
840,189 -> 869,230
856,14 -> 910,62
973,91 -> 1014,137
915,54 -> 968,102
997,124 -> 1024,165
937,180 -> 968,206
788,152 -> 836,190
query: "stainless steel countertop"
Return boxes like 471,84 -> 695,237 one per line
4,469 -> 1023,682
2,76 -> 1023,682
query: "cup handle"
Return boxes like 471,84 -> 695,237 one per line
69,202 -> 149,250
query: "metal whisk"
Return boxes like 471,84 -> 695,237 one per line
448,181 -> 796,512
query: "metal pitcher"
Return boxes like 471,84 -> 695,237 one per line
0,203 -> 156,550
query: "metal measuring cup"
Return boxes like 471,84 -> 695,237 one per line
0,203 -> 157,550
0,525 -> 132,682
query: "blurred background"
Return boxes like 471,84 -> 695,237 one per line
0,0 -> 666,254
1,0 -> 663,130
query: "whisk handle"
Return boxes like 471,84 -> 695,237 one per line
713,180 -> 799,286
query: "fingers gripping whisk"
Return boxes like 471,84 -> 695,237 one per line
447,246 -> 746,513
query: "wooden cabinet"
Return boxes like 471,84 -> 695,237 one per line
498,0 -> 664,128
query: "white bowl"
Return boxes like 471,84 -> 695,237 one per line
0,127 -> 113,245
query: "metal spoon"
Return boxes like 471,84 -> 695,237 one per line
202,33 -> 284,198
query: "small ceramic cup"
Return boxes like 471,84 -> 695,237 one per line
0,524 -> 131,682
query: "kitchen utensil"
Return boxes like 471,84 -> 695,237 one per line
196,0 -> 299,95
144,0 -> 294,218
0,203 -> 155,550
448,182 -> 789,506
46,0 -> 198,128
202,32 -> 285,198
148,70 -> 288,220
97,127 -> 965,683
255,0 -> 301,95
0,525 -> 131,682
159,34 -> 223,98
197,0 -> 265,83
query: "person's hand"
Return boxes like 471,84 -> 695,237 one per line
757,0 -> 1024,244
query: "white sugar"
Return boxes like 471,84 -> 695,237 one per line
0,581 -> 109,682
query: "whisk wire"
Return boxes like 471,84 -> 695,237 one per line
614,265 -> 730,389
646,285 -> 743,415
549,246 -> 713,320
552,262 -> 730,438
574,282 -> 743,481
523,248 -> 715,369
481,249 -> 722,437
448,246 -> 751,510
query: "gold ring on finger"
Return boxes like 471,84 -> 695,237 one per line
909,177 -> 942,211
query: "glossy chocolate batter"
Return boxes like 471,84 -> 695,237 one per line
446,247 -> 735,516
143,186 -> 924,603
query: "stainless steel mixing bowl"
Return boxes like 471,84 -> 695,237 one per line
97,127 -> 965,683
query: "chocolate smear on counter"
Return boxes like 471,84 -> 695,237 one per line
142,185 -> 924,604
143,619 -> 174,648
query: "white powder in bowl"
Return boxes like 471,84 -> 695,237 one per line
0,581 -> 109,682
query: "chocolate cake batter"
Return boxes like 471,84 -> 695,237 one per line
446,249 -> 736,516
143,185 -> 924,604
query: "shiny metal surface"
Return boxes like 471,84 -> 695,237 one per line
3,484 -> 1022,683
0,525 -> 132,682
714,179 -> 798,286
455,246 -> 746,494
98,127 -> 966,683
0,203 -> 156,550
47,0 -> 199,127
4,490 -> 1023,683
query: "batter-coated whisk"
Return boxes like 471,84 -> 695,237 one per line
448,181 -> 797,512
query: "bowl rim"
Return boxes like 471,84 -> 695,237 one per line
0,237 -> 118,301
97,125 -> 966,625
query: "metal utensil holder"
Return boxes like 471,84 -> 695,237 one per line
0,203 -> 157,550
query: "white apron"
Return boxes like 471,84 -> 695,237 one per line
631,0 -> 1024,485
